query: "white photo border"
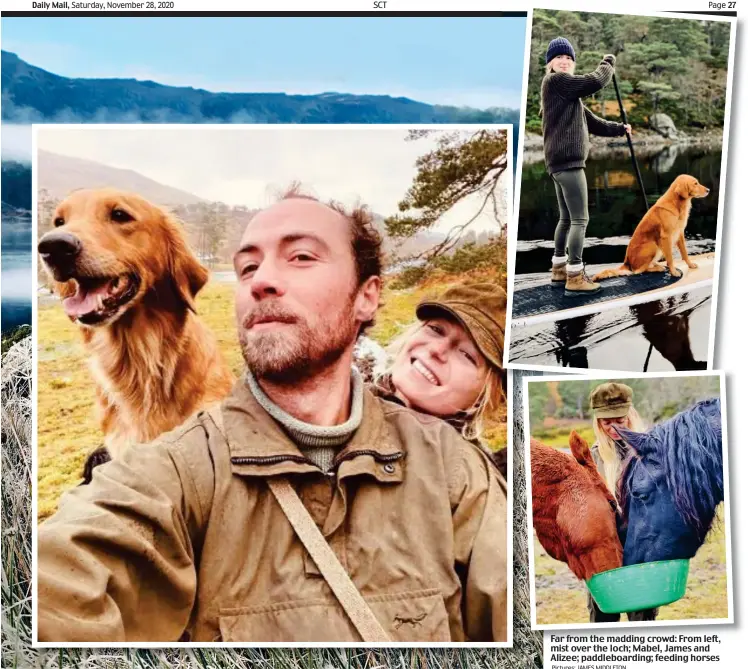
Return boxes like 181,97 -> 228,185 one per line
504,9 -> 737,375
522,368 -> 733,631
30,121 -> 514,649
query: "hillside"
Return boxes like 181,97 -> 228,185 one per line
1,50 -> 519,127
1,160 -> 31,211
37,150 -> 205,205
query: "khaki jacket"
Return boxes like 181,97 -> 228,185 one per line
38,380 -> 508,643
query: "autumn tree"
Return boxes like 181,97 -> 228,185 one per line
199,201 -> 229,264
37,188 -> 59,236
384,129 -> 508,287
172,200 -> 230,265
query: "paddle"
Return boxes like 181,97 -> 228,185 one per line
612,72 -> 656,373
612,73 -> 649,213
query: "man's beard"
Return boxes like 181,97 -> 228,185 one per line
239,296 -> 359,383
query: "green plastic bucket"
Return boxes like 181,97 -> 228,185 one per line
586,559 -> 690,614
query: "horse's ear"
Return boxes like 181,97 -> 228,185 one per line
617,426 -> 655,456
702,398 -> 722,439
569,430 -> 593,466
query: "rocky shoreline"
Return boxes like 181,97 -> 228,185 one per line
1,324 -> 31,356
522,128 -> 723,164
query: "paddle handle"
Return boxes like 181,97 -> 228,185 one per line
612,73 -> 649,213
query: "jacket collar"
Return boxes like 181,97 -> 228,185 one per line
371,374 -> 471,439
218,377 -> 404,482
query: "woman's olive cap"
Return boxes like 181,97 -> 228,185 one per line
590,382 -> 633,419
415,283 -> 506,369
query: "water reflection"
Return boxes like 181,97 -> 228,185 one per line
1,213 -> 32,333
508,286 -> 711,372
631,298 -> 708,371
515,143 -> 722,275
651,145 -> 680,174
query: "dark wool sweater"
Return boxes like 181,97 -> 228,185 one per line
541,60 -> 627,174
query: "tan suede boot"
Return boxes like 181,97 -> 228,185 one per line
565,268 -> 600,295
551,263 -> 567,283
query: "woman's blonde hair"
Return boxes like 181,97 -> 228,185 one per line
593,406 -> 648,492
374,321 -> 505,442
539,59 -> 576,116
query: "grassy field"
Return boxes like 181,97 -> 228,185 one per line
37,271 -> 507,521
6,302 -> 540,669
530,424 -> 595,449
532,506 -> 729,625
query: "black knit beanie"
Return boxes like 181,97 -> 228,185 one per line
546,37 -> 576,64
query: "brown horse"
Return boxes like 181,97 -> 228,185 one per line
531,431 -> 623,580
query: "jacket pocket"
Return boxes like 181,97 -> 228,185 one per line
219,588 -> 451,642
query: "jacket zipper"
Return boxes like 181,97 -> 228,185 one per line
231,454 -> 313,466
231,450 -> 404,468
332,450 -> 404,468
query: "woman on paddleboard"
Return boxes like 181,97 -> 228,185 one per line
541,37 -> 631,295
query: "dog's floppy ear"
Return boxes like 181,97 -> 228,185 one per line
673,175 -> 691,199
164,211 -> 209,313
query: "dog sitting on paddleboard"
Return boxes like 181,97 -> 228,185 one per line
592,175 -> 710,281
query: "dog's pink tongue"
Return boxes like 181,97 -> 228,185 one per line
62,283 -> 109,319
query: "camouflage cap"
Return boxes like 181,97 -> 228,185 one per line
415,283 -> 506,369
589,382 -> 633,419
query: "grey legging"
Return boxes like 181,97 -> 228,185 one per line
552,168 -> 589,266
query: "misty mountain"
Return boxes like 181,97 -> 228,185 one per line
1,160 -> 31,212
1,50 -> 520,128
37,150 -> 206,206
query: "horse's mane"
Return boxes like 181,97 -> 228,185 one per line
617,398 -> 723,541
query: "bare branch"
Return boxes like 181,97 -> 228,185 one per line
417,184 -> 497,261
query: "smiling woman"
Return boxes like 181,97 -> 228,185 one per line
376,283 -> 507,445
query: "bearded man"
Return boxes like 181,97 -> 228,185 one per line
37,190 -> 508,643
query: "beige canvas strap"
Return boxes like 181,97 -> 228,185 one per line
266,477 -> 390,641
207,405 -> 390,642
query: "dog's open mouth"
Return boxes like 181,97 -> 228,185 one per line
62,273 -> 140,324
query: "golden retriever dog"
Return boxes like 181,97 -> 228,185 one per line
38,188 -> 235,476
592,174 -> 710,281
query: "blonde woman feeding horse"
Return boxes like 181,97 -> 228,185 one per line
589,383 -> 648,493
588,382 -> 656,623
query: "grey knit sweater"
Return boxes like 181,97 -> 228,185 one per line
541,59 -> 626,175
246,367 -> 364,473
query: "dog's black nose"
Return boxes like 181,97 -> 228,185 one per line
38,231 -> 82,263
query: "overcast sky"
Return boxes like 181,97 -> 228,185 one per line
36,126 -> 510,235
